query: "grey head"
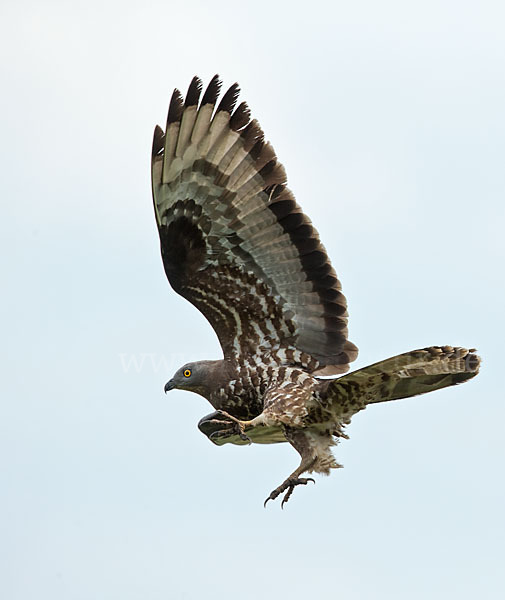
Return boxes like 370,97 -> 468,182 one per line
164,359 -> 227,400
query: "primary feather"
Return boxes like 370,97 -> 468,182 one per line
152,75 -> 357,375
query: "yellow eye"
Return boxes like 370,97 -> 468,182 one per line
183,369 -> 192,378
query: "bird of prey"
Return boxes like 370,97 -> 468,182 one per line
152,76 -> 480,507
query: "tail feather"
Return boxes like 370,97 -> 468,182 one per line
323,346 -> 481,420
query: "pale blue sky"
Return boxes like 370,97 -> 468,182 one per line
1,1 -> 504,599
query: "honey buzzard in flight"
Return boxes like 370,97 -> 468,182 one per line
152,76 -> 480,507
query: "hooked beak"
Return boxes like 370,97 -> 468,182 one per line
164,379 -> 175,394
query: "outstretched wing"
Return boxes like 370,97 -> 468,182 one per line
320,346 -> 481,421
151,76 -> 357,375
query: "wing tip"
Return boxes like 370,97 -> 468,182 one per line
185,76 -> 203,107
230,101 -> 251,131
152,124 -> 165,158
217,81 -> 241,114
201,74 -> 222,106
167,88 -> 184,124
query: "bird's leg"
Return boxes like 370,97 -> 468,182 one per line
264,428 -> 317,508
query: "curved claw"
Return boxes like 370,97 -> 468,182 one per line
264,477 -> 315,508
281,477 -> 315,509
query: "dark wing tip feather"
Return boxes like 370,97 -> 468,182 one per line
318,288 -> 344,302
167,89 -> 184,124
278,212 -> 305,230
201,74 -> 222,106
217,82 -> 240,114
240,119 -> 265,151
259,161 -> 287,186
249,138 -> 265,161
258,159 -> 276,178
268,196 -> 297,218
152,125 -> 165,158
185,76 -> 203,107
298,250 -> 327,269
230,102 -> 251,131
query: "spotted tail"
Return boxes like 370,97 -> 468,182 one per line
323,346 -> 481,419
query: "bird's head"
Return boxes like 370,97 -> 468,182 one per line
164,360 -> 225,399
